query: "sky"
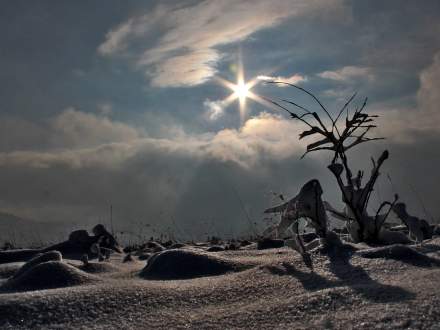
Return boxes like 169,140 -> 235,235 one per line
0,0 -> 439,240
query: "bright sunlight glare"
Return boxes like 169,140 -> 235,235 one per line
214,55 -> 281,123
233,81 -> 250,102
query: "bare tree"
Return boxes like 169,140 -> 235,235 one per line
265,82 -> 398,243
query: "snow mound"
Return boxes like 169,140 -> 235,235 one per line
1,261 -> 98,292
140,249 -> 249,280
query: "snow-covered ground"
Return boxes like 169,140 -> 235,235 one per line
1,240 -> 440,329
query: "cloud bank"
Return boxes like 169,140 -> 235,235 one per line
0,109 -> 316,239
377,51 -> 440,142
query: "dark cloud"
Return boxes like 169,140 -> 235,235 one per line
0,111 -> 331,238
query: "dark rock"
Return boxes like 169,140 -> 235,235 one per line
257,238 -> 284,250
42,231 -> 94,256
93,224 -> 122,253
1,224 -> 121,264
207,245 -> 225,252
123,246 -> 137,254
123,254 -> 134,263
169,243 -> 186,249
161,240 -> 174,248
68,230 -> 91,245
44,224 -> 121,258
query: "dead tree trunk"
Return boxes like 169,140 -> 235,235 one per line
264,179 -> 330,254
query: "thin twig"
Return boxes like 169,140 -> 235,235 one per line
334,92 -> 357,126
267,81 -> 335,124
281,99 -> 312,114
261,96 -> 316,130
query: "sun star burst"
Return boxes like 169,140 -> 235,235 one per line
213,56 -> 279,123
233,80 -> 250,102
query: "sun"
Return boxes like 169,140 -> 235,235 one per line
213,55 -> 279,123
233,80 -> 250,102
214,65 -> 259,122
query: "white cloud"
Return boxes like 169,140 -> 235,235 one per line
417,52 -> 440,121
205,113 -> 305,167
318,66 -> 374,82
257,74 -> 306,86
97,4 -> 172,56
150,49 -> 221,87
98,19 -> 135,55
98,0 -> 346,87
0,112 -> 305,170
203,99 -> 227,121
51,108 -> 141,149
0,108 -> 143,153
